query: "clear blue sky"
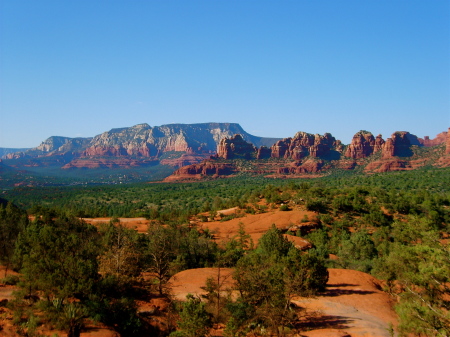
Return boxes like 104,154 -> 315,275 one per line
1,0 -> 449,148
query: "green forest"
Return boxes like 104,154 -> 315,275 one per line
0,167 -> 449,336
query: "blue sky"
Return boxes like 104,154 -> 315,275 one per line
1,0 -> 449,148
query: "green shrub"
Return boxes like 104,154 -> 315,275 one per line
1,274 -> 20,285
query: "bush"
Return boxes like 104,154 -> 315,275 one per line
1,274 -> 20,285
279,204 -> 290,211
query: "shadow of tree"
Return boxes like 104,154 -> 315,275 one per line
297,314 -> 353,331
321,283 -> 376,297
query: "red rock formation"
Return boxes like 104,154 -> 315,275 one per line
374,134 -> 385,152
419,131 -> 448,147
447,128 -> 450,154
278,159 -> 324,174
84,145 -> 128,157
169,161 -> 237,177
381,131 -> 415,159
381,138 -> 395,159
271,132 -> 340,160
336,160 -> 357,170
345,131 -> 377,159
256,146 -> 271,159
365,159 -> 411,173
217,134 -> 257,159
159,154 -> 210,168
270,138 -> 291,158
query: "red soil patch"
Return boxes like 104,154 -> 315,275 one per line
169,267 -> 398,337
169,268 -> 235,301
82,217 -> 151,234
200,208 -> 317,246
296,268 -> 398,337
283,234 -> 313,250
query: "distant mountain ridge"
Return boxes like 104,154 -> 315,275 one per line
3,123 -> 449,182
4,123 -> 280,168
0,147 -> 30,158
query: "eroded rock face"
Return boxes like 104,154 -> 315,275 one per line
365,159 -> 411,173
217,134 -> 257,159
419,131 -> 447,147
345,131 -> 382,159
171,162 -> 236,176
6,137 -> 91,159
381,131 -> 416,159
271,132 -> 341,160
374,135 -> 385,153
278,159 -> 324,174
446,128 -> 450,155
256,146 -> 271,159
6,123 -> 280,164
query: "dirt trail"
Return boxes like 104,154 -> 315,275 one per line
169,267 -> 398,337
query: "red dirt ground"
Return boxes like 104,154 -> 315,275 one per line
82,217 -> 151,234
199,207 -> 317,246
169,267 -> 398,337
83,207 -> 317,247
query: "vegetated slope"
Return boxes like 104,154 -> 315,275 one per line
1,163 -> 449,336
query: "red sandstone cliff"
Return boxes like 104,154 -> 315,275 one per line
345,131 -> 384,159
217,134 -> 257,159
271,132 -> 341,160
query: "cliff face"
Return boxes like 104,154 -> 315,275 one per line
381,132 -> 416,159
167,128 -> 450,180
4,123 -> 449,178
419,131 -> 448,147
271,132 -> 341,160
5,136 -> 92,159
5,123 -> 280,167
344,131 -> 384,159
446,128 -> 450,155
217,134 -> 257,159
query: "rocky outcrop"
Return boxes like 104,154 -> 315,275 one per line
365,159 -> 412,173
165,161 -> 237,181
5,123 -> 450,179
278,159 -> 325,174
5,123 -> 280,167
447,128 -> 450,155
6,137 -> 91,159
419,131 -> 447,147
217,134 -> 257,159
159,154 -> 211,168
381,132 -> 416,159
345,131 -> 384,159
256,146 -> 271,159
271,132 -> 341,160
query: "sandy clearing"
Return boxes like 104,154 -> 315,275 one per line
82,217 -> 151,233
169,267 -> 398,337
169,267 -> 235,301
200,208 -> 317,244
